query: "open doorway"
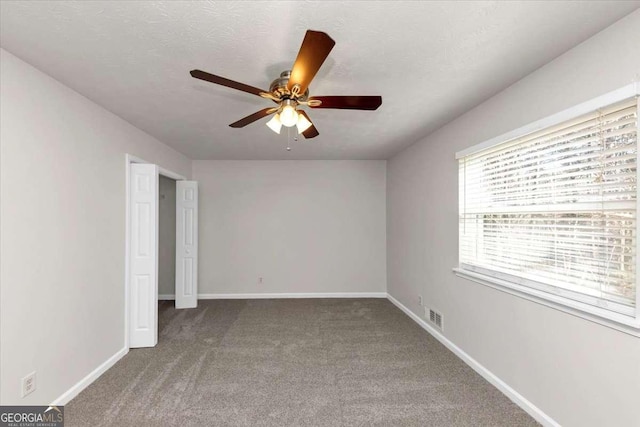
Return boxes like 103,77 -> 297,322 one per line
125,154 -> 198,349
158,175 -> 177,343
158,175 -> 177,300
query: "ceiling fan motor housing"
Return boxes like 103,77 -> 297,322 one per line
269,70 -> 309,102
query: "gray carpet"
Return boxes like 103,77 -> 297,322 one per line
66,299 -> 538,426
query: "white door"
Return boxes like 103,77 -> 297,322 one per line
129,164 -> 158,347
176,181 -> 198,309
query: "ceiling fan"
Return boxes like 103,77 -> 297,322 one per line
190,30 -> 382,139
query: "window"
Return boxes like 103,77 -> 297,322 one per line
456,85 -> 640,328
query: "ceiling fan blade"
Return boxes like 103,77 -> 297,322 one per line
229,108 -> 277,128
288,30 -> 335,95
308,96 -> 382,110
190,69 -> 267,97
298,111 -> 319,139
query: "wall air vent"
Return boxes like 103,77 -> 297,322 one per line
429,308 -> 443,331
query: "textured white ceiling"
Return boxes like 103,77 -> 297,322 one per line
1,1 -> 638,160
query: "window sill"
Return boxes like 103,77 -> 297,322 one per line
452,267 -> 640,337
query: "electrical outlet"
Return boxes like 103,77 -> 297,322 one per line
418,295 -> 423,306
258,277 -> 263,284
22,371 -> 36,397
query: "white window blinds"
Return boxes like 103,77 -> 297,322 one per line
458,97 -> 638,318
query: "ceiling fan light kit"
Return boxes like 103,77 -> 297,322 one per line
190,30 -> 382,147
296,112 -> 313,133
266,114 -> 282,134
278,99 -> 299,127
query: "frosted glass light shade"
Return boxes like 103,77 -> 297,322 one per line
266,114 -> 282,134
296,112 -> 312,133
280,105 -> 298,127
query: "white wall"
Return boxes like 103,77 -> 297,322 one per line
193,160 -> 386,295
158,175 -> 177,296
387,11 -> 640,427
0,49 -> 192,405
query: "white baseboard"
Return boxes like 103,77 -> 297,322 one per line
159,292 -> 387,300
52,347 -> 128,406
386,294 -> 560,427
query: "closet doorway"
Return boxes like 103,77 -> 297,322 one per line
125,154 -> 199,349
158,175 -> 177,300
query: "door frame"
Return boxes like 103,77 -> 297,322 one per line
124,154 -> 186,350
